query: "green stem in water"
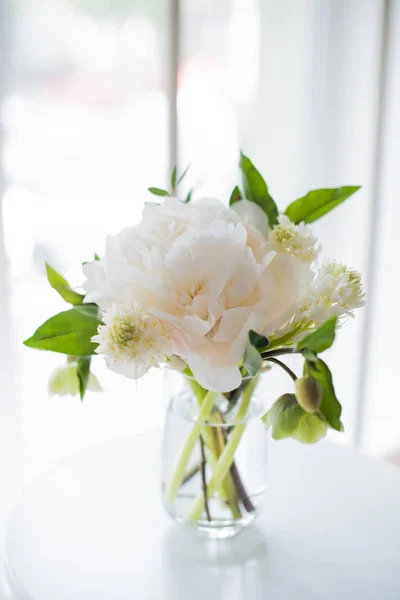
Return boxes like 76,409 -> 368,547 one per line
165,390 -> 217,506
199,436 -> 211,521
189,379 -> 241,518
188,422 -> 247,521
187,377 -> 257,521
208,425 -> 242,520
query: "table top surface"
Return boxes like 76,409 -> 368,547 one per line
4,432 -> 400,600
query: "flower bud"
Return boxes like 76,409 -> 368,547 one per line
295,376 -> 323,413
48,363 -> 102,397
263,393 -> 327,443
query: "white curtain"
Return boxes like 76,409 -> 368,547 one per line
179,0 -> 395,453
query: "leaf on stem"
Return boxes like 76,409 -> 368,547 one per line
46,263 -> 84,305
177,163 -> 191,186
183,189 -> 193,204
148,187 -> 170,197
243,342 -> 262,378
170,166 -> 177,193
297,318 -> 337,354
243,330 -> 268,377
304,358 -> 342,431
77,356 -> 91,401
239,152 -> 278,227
229,185 -> 242,206
23,305 -> 101,356
285,186 -> 361,224
249,330 -> 269,351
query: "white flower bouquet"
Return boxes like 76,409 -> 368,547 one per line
24,153 -> 364,534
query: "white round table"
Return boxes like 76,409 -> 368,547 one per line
4,432 -> 400,599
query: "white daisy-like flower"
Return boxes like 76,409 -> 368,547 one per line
269,215 -> 319,263
308,260 -> 365,323
269,260 -> 365,345
92,304 -> 175,379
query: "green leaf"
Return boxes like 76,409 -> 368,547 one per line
82,253 -> 100,266
249,330 -> 270,351
148,187 -> 169,197
177,163 -> 191,186
301,348 -> 318,363
183,189 -> 193,204
48,360 -> 101,398
285,186 -> 361,224
77,356 -> 91,401
229,185 -> 242,206
46,263 -> 84,305
304,358 -> 342,431
171,166 -> 177,192
263,393 -> 327,443
239,152 -> 278,227
297,318 -> 337,354
24,305 -> 101,356
243,341 -> 262,378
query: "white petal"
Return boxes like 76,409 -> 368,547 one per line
105,357 -> 151,379
230,199 -> 270,238
261,252 -> 312,331
188,352 -> 242,392
211,307 -> 252,343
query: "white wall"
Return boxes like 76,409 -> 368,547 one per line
363,0 -> 400,455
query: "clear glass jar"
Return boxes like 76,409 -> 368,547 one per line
161,375 -> 267,539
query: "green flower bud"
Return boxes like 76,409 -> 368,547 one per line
295,376 -> 323,413
263,393 -> 327,444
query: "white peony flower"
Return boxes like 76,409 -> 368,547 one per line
137,197 -> 240,251
84,207 -> 312,391
268,215 -> 319,263
92,304 -> 179,379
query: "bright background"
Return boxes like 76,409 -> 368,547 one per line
1,0 -> 399,585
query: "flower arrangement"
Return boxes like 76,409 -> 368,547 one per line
24,153 -> 364,532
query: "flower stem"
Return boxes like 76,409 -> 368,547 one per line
199,436 -> 211,521
213,410 -> 255,513
189,379 -> 242,518
187,422 -> 248,521
181,463 -> 200,486
229,460 -> 255,513
187,380 -> 256,521
261,347 -> 297,359
209,425 -> 242,520
165,390 -> 217,505
267,356 -> 298,381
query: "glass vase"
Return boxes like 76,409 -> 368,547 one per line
161,375 -> 267,539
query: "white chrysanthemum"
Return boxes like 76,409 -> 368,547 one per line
308,260 -> 365,323
92,304 -> 174,379
269,260 -> 365,344
269,215 -> 319,263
